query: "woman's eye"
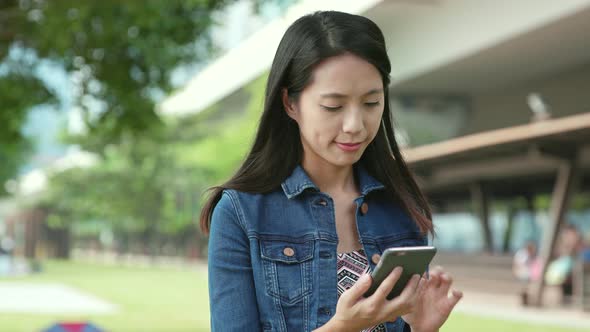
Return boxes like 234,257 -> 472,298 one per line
365,102 -> 380,107
321,105 -> 342,111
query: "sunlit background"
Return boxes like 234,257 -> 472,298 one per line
1,0 -> 589,331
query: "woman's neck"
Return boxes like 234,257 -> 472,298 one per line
301,157 -> 358,195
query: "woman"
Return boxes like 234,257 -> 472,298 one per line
201,10 -> 462,332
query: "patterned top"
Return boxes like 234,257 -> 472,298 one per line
337,248 -> 386,332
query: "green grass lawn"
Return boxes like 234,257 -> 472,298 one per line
0,260 -> 210,332
0,259 -> 585,332
442,312 -> 584,332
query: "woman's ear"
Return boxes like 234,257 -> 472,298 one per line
282,88 -> 298,121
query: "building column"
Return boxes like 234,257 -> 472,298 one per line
471,182 -> 493,253
531,152 -> 580,306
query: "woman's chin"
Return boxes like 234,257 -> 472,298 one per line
326,153 -> 362,167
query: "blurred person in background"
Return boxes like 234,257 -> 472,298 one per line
546,223 -> 583,304
0,235 -> 15,276
200,11 -> 461,332
512,240 -> 541,305
513,240 -> 538,282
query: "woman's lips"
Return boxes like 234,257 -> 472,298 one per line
336,142 -> 362,152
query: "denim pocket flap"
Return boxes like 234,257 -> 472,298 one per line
260,239 -> 314,264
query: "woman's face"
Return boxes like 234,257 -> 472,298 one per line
284,53 -> 385,168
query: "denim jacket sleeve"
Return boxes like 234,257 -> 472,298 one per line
208,191 -> 261,331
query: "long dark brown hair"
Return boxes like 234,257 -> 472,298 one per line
199,11 -> 433,236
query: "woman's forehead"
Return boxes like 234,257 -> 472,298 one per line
306,54 -> 383,97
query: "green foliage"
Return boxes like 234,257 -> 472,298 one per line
0,0 -> 282,253
38,73 -> 267,252
0,138 -> 32,196
0,60 -> 56,194
0,0 -> 232,191
173,74 -> 266,183
2,0 -> 233,144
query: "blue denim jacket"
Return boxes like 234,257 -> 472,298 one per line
208,164 -> 427,331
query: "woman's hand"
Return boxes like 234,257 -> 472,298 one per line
316,267 -> 426,332
402,266 -> 463,332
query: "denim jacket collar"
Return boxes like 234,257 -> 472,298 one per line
281,164 -> 386,199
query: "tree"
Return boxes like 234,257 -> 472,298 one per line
0,0 -> 233,190
1,0 -> 288,258
0,60 -> 56,194
36,73 -> 266,258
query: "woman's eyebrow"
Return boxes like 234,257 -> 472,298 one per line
319,92 -> 347,99
364,88 -> 384,96
320,88 -> 384,99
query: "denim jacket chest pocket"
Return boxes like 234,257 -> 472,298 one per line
260,238 -> 315,305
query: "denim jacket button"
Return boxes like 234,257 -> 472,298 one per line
317,199 -> 328,206
360,202 -> 369,215
283,247 -> 295,257
371,253 -> 381,264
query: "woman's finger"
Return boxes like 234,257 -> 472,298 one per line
437,273 -> 453,297
430,265 -> 444,275
402,274 -> 423,307
385,274 -> 420,314
448,289 -> 463,307
397,274 -> 420,298
340,272 -> 373,307
428,271 -> 441,289
416,275 -> 427,298
373,267 -> 403,300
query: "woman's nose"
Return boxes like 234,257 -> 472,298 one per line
342,108 -> 363,134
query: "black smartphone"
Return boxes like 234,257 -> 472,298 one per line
363,246 -> 437,300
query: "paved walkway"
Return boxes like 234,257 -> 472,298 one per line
0,282 -> 118,314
